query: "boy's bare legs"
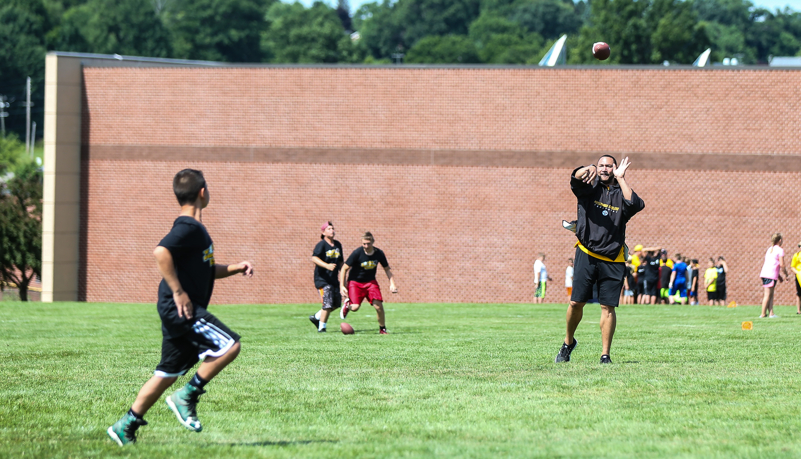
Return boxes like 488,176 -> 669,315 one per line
373,300 -> 386,328
197,342 -> 241,380
131,376 -> 178,415
129,342 -> 240,416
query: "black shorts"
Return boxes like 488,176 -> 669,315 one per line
796,277 -> 801,297
317,285 -> 342,311
643,279 -> 658,297
707,290 -> 718,301
570,248 -> 626,307
155,310 -> 240,378
717,287 -> 726,301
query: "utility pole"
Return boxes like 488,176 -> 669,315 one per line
0,95 -> 8,137
30,121 -> 36,158
25,77 -> 31,153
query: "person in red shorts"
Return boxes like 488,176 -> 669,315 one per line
339,232 -> 397,334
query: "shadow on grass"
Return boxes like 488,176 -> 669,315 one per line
217,439 -> 338,447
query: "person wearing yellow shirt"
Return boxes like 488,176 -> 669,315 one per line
791,242 -> 801,314
704,258 -> 718,306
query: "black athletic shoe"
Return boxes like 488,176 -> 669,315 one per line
309,315 -> 320,329
555,338 -> 577,363
318,328 -> 326,333
600,354 -> 612,364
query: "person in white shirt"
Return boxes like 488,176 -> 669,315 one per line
565,258 -> 574,299
533,253 -> 552,303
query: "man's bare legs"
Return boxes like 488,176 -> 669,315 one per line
564,301 -> 585,346
600,305 -> 616,356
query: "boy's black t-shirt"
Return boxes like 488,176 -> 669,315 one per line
644,256 -> 660,282
157,216 -> 216,338
313,239 -> 343,288
660,264 -> 672,287
692,268 -> 700,290
716,265 -> 727,289
345,247 -> 389,283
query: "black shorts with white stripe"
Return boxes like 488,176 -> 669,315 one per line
154,309 -> 240,378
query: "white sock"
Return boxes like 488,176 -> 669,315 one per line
319,322 -> 326,331
314,310 -> 322,320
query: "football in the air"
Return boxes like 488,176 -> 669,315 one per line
340,322 -> 354,335
592,42 -> 610,60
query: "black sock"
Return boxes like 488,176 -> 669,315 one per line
128,408 -> 143,421
188,373 -> 209,389
380,326 -> 386,331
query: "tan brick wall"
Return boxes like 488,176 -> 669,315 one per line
79,66 -> 801,306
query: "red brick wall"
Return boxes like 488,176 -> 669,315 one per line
79,66 -> 801,305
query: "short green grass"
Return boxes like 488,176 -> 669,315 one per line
2,301 -> 801,458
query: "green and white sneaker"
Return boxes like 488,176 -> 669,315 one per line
107,412 -> 147,446
166,384 -> 205,432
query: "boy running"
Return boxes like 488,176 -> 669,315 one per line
339,232 -> 397,334
308,222 -> 344,332
107,169 -> 253,446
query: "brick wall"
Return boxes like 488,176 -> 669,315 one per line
79,66 -> 801,305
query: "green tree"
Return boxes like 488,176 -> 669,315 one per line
0,135 -> 26,176
649,0 -> 711,63
355,0 -> 481,60
169,0 -> 268,62
0,160 -> 42,302
468,12 -> 543,63
509,0 -> 583,40
570,0 -> 709,64
405,35 -> 480,63
49,0 -> 172,57
262,2 -> 350,63
747,8 -> 801,62
0,4 -> 47,140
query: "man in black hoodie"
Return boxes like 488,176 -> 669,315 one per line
555,155 -> 645,364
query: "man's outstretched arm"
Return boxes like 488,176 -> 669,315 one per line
215,262 -> 254,279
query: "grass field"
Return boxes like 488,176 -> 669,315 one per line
3,301 -> 801,458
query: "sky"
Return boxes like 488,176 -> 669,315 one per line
300,0 -> 801,13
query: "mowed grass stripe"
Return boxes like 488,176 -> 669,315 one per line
2,302 -> 800,458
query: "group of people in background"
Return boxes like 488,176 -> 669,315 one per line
535,246 -> 729,306
626,246 -> 727,306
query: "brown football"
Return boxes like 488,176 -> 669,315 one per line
340,322 -> 354,335
592,42 -> 611,61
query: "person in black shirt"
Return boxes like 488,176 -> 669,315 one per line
107,169 -> 253,447
308,222 -> 344,332
555,155 -> 644,365
715,256 -> 729,305
339,232 -> 397,334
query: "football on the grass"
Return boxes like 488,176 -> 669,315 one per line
340,323 -> 354,335
592,42 -> 610,60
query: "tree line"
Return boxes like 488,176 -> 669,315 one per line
1,0 -> 801,139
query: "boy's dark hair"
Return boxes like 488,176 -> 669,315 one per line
173,169 -> 206,205
692,259 -> 699,264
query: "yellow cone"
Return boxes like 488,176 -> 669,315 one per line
742,321 -> 753,330
728,301 -> 737,308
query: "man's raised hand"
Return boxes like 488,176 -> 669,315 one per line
614,157 -> 631,179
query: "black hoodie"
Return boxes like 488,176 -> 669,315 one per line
571,167 -> 645,260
